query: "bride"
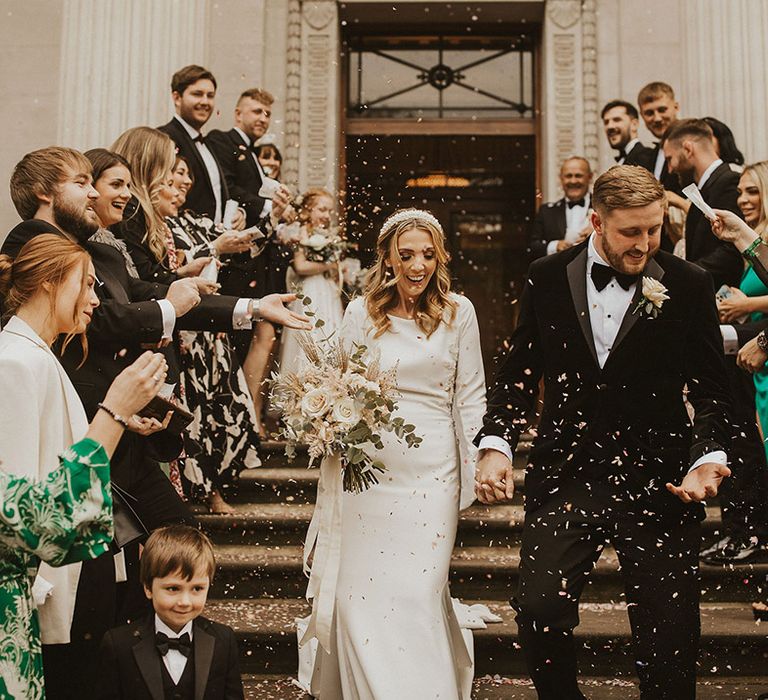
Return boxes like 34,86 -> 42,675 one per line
299,209 -> 487,699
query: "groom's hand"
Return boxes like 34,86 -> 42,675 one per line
666,462 -> 731,503
475,449 -> 515,504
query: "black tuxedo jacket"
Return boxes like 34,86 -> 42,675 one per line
206,128 -> 268,227
158,118 -> 229,220
528,198 -> 567,260
620,141 -> 655,170
205,128 -> 272,298
476,243 -> 732,516
98,615 -> 243,700
684,161 -> 744,289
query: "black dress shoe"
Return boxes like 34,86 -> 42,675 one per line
702,536 -> 764,564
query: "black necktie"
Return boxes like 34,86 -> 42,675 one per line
567,198 -> 586,209
155,631 -> 192,657
590,263 -> 638,292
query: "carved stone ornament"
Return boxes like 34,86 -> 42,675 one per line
303,1 -> 335,30
547,0 -> 582,30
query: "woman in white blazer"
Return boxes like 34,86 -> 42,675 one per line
0,234 -> 160,649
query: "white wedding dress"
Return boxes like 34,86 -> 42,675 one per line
298,293 -> 488,699
278,267 -> 344,377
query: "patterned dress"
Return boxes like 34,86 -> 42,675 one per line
166,213 -> 261,498
0,438 -> 113,699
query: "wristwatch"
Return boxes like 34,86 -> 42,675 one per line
757,330 -> 768,353
248,299 -> 262,322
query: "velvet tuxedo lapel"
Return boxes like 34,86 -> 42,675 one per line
566,246 -> 599,366
193,619 -> 215,700
606,256 -> 666,361
132,618 -> 164,700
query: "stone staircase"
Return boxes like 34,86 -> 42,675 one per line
195,441 -> 768,699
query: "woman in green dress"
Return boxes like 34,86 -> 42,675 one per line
0,235 -> 168,698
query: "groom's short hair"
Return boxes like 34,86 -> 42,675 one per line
592,165 -> 665,214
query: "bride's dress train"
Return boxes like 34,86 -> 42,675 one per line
297,294 -> 493,699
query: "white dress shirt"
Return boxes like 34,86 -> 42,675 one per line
546,193 -> 591,255
155,615 -> 193,685
480,235 -> 726,472
234,126 -> 272,219
697,158 -> 723,190
174,115 -> 223,224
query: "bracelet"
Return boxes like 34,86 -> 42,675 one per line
743,236 -> 763,259
97,403 -> 130,429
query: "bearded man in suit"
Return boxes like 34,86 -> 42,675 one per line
475,165 -> 732,699
601,99 -> 655,170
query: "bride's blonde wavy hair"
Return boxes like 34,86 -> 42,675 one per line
365,209 -> 456,338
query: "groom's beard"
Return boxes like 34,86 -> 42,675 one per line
52,198 -> 99,243
602,232 -> 659,274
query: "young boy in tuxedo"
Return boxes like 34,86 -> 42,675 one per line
98,526 -> 243,699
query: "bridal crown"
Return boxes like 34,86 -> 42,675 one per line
378,209 -> 444,241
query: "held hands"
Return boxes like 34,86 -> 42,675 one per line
666,462 -> 731,503
474,449 -> 515,504
737,336 -> 768,373
102,352 -> 168,417
165,279 -> 201,316
257,293 -> 312,330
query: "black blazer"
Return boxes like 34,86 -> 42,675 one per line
621,140 -> 656,171
98,615 -> 244,700
528,198 -> 566,260
206,128 -> 268,227
205,128 -> 272,298
158,117 -> 229,220
684,161 -> 744,289
476,243 -> 732,516
649,143 -> 684,196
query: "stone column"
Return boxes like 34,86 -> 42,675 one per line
57,0 -> 207,150
541,0 -> 586,200
681,0 -> 768,163
282,0 -> 303,189
297,0 -> 340,193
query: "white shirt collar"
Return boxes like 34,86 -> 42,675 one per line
233,126 -> 251,147
697,158 -> 723,190
623,138 -> 640,155
155,614 -> 194,640
587,233 -> 609,267
174,114 -> 201,140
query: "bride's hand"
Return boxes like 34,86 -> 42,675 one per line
475,449 -> 515,504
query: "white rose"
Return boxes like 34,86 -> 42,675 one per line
331,397 -> 361,427
301,388 -> 332,418
305,233 -> 327,250
641,277 -> 669,308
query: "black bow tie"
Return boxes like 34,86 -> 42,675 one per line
590,263 -> 638,292
614,150 -> 626,163
567,198 -> 586,209
155,631 -> 191,657
193,134 -> 206,145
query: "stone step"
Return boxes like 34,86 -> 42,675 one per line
205,598 -> 768,677
231,467 -> 527,504
241,674 -> 768,699
197,502 -> 727,548
208,543 -> 768,602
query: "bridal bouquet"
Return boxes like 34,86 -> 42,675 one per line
270,332 -> 421,493
301,227 -> 350,264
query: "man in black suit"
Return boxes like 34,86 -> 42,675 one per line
528,156 -> 593,260
3,147 -> 309,697
476,165 -> 732,699
637,82 -> 684,195
663,118 -> 743,288
601,100 -> 655,169
158,65 -> 245,230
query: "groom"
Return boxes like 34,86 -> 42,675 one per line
475,165 -> 732,699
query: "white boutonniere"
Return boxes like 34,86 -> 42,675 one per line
634,276 -> 669,318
